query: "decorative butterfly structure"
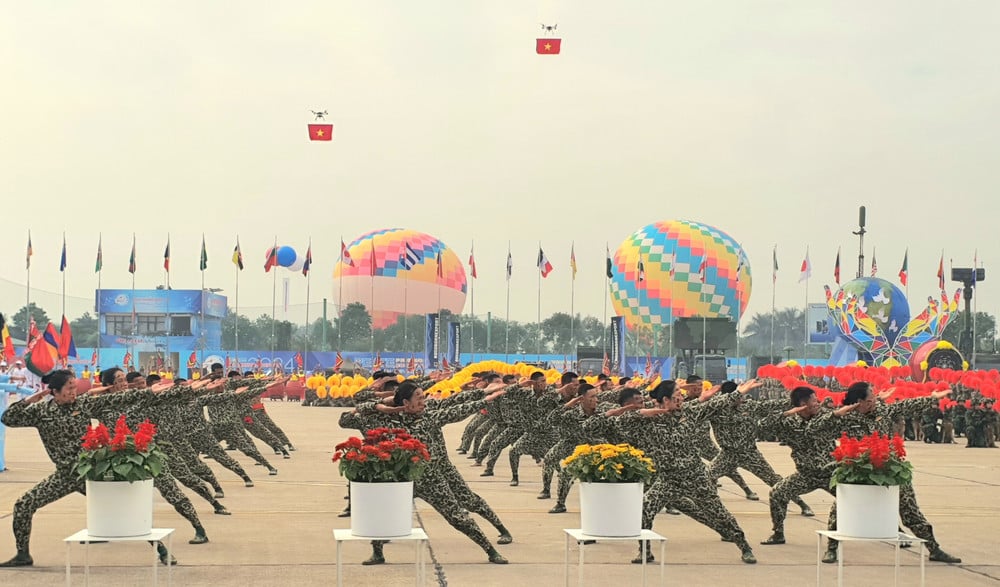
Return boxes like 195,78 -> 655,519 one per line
824,284 -> 961,367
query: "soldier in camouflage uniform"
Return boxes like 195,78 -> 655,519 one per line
341,380 -> 512,565
201,379 -> 279,475
0,371 -> 204,568
758,387 -> 856,547
508,373 -> 579,488
542,383 -> 609,513
176,380 -> 255,487
585,380 -> 760,564
229,371 -> 295,452
480,372 -> 549,478
681,377 -> 755,497
706,381 -> 813,514
820,382 -> 961,564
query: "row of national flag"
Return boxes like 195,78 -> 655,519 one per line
21,233 -> 980,291
783,247 -> 971,291
1,312 -> 79,376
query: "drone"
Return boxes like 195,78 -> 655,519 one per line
540,23 -> 557,34
310,110 -> 328,121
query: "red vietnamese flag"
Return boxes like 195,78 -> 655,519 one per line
308,124 -> 333,141
536,38 -> 561,54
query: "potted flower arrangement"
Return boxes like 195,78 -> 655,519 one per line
561,443 -> 656,537
333,428 -> 431,538
830,431 -> 912,538
74,415 -> 167,538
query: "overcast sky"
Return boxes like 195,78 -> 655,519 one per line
3,1 -> 999,330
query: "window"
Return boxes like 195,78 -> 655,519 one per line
137,315 -> 166,335
107,315 -> 132,336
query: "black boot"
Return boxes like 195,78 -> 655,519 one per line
189,526 -> 209,545
0,551 -> 32,567
154,542 -> 178,566
929,548 -> 962,563
509,475 -> 519,487
362,542 -> 385,565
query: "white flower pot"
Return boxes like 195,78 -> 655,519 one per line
349,481 -> 414,538
579,482 -> 643,537
86,479 -> 154,538
835,483 -> 900,539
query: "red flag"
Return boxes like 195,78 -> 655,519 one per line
370,241 -> 377,277
834,248 -> 841,285
937,254 -> 945,290
341,239 -> 354,266
469,246 -> 477,279
123,351 -> 133,368
295,352 -> 303,369
373,352 -> 383,371
536,38 -> 562,54
187,351 -> 197,367
537,248 -> 553,278
601,353 -> 611,376
898,249 -> 908,286
264,246 -> 278,272
436,251 -> 444,280
58,315 -> 77,359
698,258 -> 708,283
90,349 -> 97,366
408,354 -> 416,373
441,356 -> 450,371
645,354 -> 652,376
225,355 -> 231,370
308,124 -> 333,141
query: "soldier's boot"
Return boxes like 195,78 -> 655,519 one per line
212,500 -> 231,515
268,467 -> 278,476
488,548 -> 508,564
796,499 -> 815,516
509,475 -> 519,487
822,544 -> 838,563
457,447 -> 468,454
0,551 -> 33,567
738,541 -> 757,564
497,526 -> 513,545
760,532 -> 785,545
242,475 -> 254,488
537,489 -> 551,499
663,507 -> 681,515
154,542 -> 178,566
362,542 -> 385,566
631,541 -> 655,564
338,504 -> 351,518
281,448 -> 291,459
189,525 -> 209,545
745,491 -> 760,501
548,502 -> 567,514
929,548 -> 962,563
480,468 -> 494,477
287,445 -> 296,451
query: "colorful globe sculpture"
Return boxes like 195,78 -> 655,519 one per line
609,220 -> 751,330
835,277 -> 911,348
334,228 -> 467,329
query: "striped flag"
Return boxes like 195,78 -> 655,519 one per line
302,243 -> 312,277
871,249 -> 878,277
436,251 -> 443,280
400,243 -> 420,270
537,248 -> 553,278
340,239 -> 354,267
772,246 -> 778,283
506,250 -> 513,281
937,254 -> 945,290
26,232 -> 33,269
669,250 -> 676,279
698,257 -> 707,284
264,245 -> 278,272
163,237 -> 171,272
605,245 -> 613,279
232,238 -> 244,270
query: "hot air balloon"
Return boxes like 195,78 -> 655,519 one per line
609,220 -> 751,330
334,228 -> 467,329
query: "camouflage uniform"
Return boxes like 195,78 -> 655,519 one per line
237,397 -> 290,456
481,385 -> 534,474
0,389 -> 206,559
342,392 -> 508,562
543,404 -> 603,508
587,394 -> 756,562
507,388 -> 562,484
758,410 -> 844,540
177,393 -> 252,483
706,398 -> 811,511
691,417 -> 753,495
457,412 -> 489,452
201,381 -> 277,472
252,406 -> 293,449
153,387 -> 230,502
830,397 -> 958,560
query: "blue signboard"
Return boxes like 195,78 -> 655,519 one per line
96,289 -> 227,317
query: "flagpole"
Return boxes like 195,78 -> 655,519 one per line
164,234 -> 171,374
570,242 -> 575,360
61,232 -> 66,319
200,235 -> 206,366
130,235 -> 136,371
803,246 -> 810,366
271,236 -> 277,356
234,237 -> 240,368
505,241 -> 511,362
770,245 -> 776,363
338,235 -> 344,352
305,238 -> 312,373
96,234 -> 102,369
372,246 -> 377,361
403,257 -> 408,352
603,243 -> 609,361
25,230 -> 31,355
469,241 -> 475,364
736,286 -> 741,381
537,242 -> 542,364
973,252 -> 978,367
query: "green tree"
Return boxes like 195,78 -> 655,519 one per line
741,308 -> 807,357
339,303 -> 372,351
942,311 -> 997,354
221,310 -> 263,351
5,303 -> 51,341
70,312 -> 100,347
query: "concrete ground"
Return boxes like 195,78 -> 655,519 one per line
0,402 -> 998,586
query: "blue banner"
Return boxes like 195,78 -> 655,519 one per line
96,289 -> 227,318
447,321 -> 460,366
424,313 -> 439,370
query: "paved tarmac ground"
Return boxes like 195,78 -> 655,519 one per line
0,402 -> 998,586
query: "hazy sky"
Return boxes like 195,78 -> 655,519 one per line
3,1 -> 999,330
